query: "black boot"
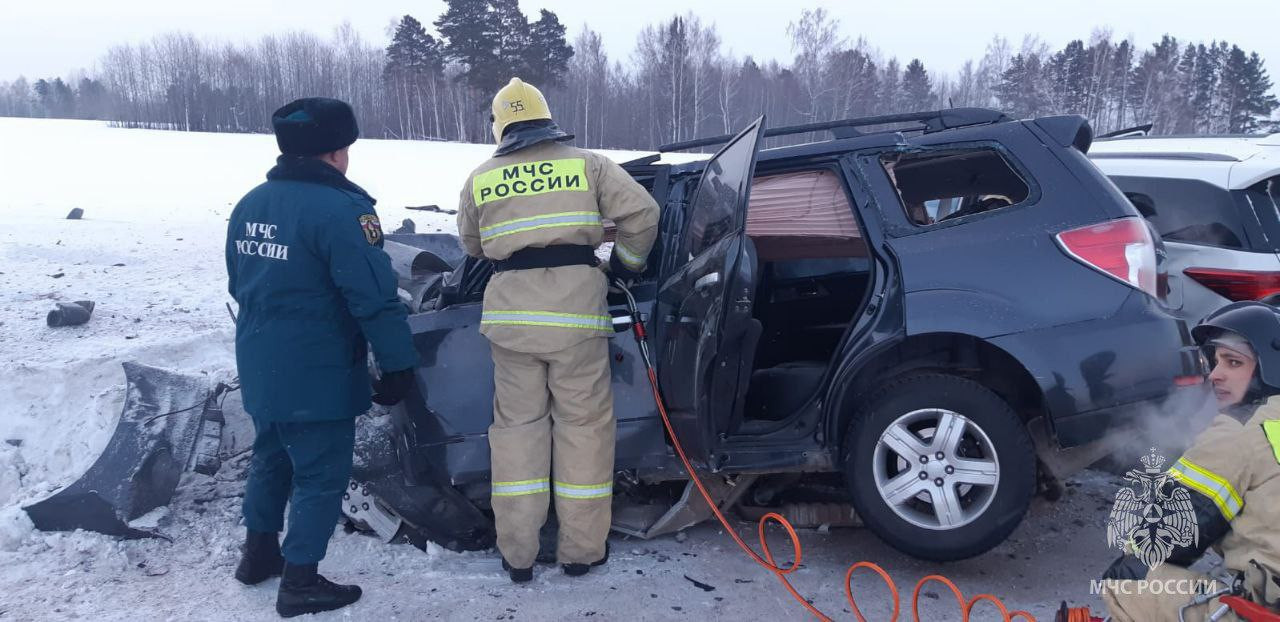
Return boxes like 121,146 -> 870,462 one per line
501,558 -> 533,584
275,563 -> 362,618
562,543 -> 609,577
235,530 -> 285,586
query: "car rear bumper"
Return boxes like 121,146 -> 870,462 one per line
1048,381 -> 1212,447
990,290 -> 1210,448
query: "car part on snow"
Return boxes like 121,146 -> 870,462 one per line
340,480 -> 404,543
348,413 -> 495,552
612,474 -> 758,539
46,300 -> 95,327
737,502 -> 861,529
190,388 -> 225,476
23,362 -> 229,538
405,204 -> 457,215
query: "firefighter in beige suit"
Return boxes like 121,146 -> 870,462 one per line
456,78 -> 659,583
1100,302 -> 1280,621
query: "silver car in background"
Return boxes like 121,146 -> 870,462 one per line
1090,132 -> 1280,323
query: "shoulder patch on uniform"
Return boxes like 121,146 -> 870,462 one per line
358,214 -> 382,246
1263,420 -> 1280,465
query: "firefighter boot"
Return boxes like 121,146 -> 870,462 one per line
235,529 -> 285,585
501,557 -> 534,584
275,563 -> 361,618
563,543 -> 609,577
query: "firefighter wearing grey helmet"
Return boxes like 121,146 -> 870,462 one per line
1101,303 -> 1280,620
1192,301 -> 1280,412
456,77 -> 660,582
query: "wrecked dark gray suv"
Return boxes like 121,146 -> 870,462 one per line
347,110 -> 1209,562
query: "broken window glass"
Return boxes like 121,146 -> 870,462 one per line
882,148 -> 1031,226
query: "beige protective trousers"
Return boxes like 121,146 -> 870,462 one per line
488,337 -> 614,568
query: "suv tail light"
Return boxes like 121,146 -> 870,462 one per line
1055,217 -> 1158,298
1183,268 -> 1280,302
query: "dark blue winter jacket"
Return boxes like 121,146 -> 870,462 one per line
226,156 -> 418,422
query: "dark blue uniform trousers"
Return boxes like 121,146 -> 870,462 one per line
242,417 -> 355,564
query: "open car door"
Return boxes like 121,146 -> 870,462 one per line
655,117 -> 765,470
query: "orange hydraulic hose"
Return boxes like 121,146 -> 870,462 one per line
627,296 -> 1037,621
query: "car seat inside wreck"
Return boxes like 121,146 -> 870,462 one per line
739,168 -> 871,431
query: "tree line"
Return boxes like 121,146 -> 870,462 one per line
1,3 -> 1276,151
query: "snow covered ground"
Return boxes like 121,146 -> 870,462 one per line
0,117 -> 1126,620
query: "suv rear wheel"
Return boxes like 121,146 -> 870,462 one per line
843,373 -> 1035,561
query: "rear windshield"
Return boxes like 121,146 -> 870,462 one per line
882,148 -> 1031,226
1108,175 -> 1249,249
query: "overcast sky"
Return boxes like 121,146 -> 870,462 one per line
3,0 -> 1277,86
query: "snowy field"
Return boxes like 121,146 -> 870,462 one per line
0,117 -> 1124,620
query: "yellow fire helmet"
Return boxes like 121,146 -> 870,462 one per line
490,77 -> 553,144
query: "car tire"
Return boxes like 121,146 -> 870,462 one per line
843,373 -> 1035,561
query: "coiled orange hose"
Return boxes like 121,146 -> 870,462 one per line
642,351 -> 1038,621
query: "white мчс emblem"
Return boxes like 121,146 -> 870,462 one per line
1106,448 -> 1198,570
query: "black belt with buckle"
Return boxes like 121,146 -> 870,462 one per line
492,245 -> 600,272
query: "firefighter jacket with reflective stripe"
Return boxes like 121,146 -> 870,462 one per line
457,140 -> 660,354
1164,398 -> 1280,608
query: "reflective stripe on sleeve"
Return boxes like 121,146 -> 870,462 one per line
1168,457 -> 1244,521
613,242 -> 646,270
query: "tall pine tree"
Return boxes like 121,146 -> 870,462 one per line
1242,52 -> 1279,132
1049,40 -> 1088,114
491,0 -> 531,81
1223,48 -> 1279,132
436,0 -> 503,95
526,9 -> 574,88
385,15 -> 444,138
386,15 -> 443,76
1129,36 -> 1182,133
877,59 -> 900,115
901,59 -> 932,110
1106,40 -> 1134,130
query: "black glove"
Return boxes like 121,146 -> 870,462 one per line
1101,554 -> 1150,581
371,368 -> 416,406
609,253 -> 643,282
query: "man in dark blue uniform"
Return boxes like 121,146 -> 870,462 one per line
225,97 -> 418,618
